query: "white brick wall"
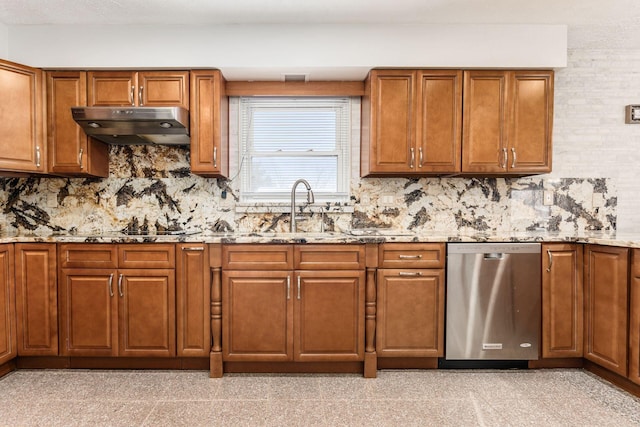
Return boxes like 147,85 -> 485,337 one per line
548,48 -> 640,232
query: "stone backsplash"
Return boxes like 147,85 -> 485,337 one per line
0,145 -> 616,235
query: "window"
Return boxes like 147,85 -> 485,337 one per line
238,97 -> 351,203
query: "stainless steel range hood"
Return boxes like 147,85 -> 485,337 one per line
71,106 -> 190,145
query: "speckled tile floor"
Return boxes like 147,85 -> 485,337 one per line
0,369 -> 639,426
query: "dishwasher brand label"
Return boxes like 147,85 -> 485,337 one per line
482,343 -> 503,350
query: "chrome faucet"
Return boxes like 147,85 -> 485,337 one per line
290,179 -> 315,232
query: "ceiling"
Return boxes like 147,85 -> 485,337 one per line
0,0 -> 637,27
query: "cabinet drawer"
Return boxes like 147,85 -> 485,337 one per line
118,244 -> 175,269
633,249 -> 640,276
379,243 -> 445,269
59,244 -> 118,268
295,245 -> 365,270
222,245 -> 294,270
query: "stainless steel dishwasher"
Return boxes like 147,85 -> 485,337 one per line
445,243 -> 541,363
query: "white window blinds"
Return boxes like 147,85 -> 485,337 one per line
239,97 -> 351,203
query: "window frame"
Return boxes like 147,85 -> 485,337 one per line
237,96 -> 352,204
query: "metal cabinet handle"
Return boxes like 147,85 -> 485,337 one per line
118,274 -> 124,297
130,86 -> 135,106
398,271 -> 423,277
418,147 -> 423,168
546,250 -> 553,272
297,275 -> 301,300
78,148 -> 84,169
511,148 -> 517,168
500,148 -> 508,168
287,276 -> 291,300
213,146 -> 217,168
182,246 -> 205,251
108,273 -> 114,297
35,146 -> 41,168
399,254 -> 422,259
139,86 -> 144,106
409,147 -> 415,169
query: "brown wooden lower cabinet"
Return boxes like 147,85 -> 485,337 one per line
541,243 -> 583,358
59,268 -> 176,357
629,249 -> 640,385
221,244 -> 365,365
222,270 -> 292,362
222,269 -> 364,363
176,244 -> 211,357
295,270 -> 364,362
376,269 -> 444,357
0,244 -> 16,365
57,243 -> 180,358
15,243 -> 58,356
583,244 -> 629,376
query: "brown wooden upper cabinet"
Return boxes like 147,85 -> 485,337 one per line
462,70 -> 553,174
361,68 -> 553,177
361,69 -> 462,176
189,70 -> 228,178
87,71 -> 189,109
46,71 -> 109,177
0,59 -> 46,175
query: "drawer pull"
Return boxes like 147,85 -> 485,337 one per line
182,246 -> 205,251
398,271 -> 422,277
399,254 -> 422,259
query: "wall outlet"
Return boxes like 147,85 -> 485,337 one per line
543,191 -> 554,206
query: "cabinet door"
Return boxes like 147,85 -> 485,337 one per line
584,245 -> 629,376
508,71 -> 553,173
0,59 -> 46,173
58,269 -> 118,356
189,70 -> 228,177
362,69 -> 416,175
87,71 -> 137,106
629,249 -> 640,385
176,244 -> 210,357
222,270 -> 293,361
118,269 -> 176,357
15,243 -> 57,355
415,70 -> 462,173
295,270 -> 365,362
138,71 -> 189,109
542,244 -> 583,358
461,70 -> 508,173
376,269 -> 444,357
46,71 -> 109,177
0,245 -> 16,365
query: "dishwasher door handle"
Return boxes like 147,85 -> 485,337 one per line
483,253 -> 504,260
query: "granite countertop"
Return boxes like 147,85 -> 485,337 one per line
1,229 -> 640,248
